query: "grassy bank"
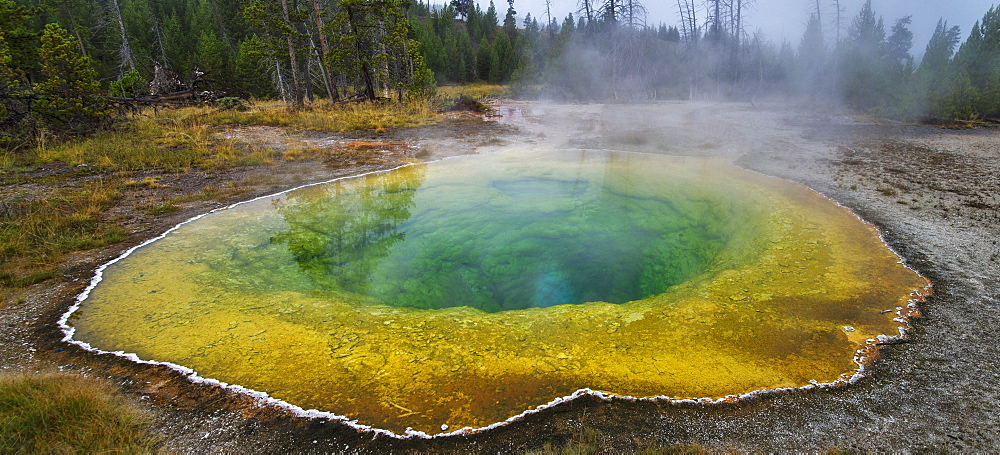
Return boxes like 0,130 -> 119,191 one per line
15,99 -> 436,172
0,179 -> 127,291
0,373 -> 161,453
435,83 -> 509,100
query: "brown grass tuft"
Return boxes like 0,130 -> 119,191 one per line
0,373 -> 161,453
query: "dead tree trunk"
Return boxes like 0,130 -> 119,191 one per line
677,0 -> 698,42
676,0 -> 688,41
291,0 -> 313,103
280,0 -> 304,106
346,6 -> 376,101
141,1 -> 168,65
545,0 -> 553,32
309,36 -> 333,100
833,0 -> 841,43
581,0 -> 594,31
57,2 -> 89,59
311,0 -> 340,100
814,0 -> 822,32
109,0 -> 136,74
712,0 -> 720,42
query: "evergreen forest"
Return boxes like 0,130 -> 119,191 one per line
3,0 -> 1000,149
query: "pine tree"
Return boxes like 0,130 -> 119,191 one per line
121,0 -> 162,76
1,30 -> 19,138
411,12 -> 447,81
476,36 -> 495,82
450,0 -> 473,20
1,1 -> 36,149
232,36 -> 277,99
466,4 -> 482,42
884,16 -> 915,116
503,1 -> 518,42
887,16 -> 914,68
1,0 -> 39,76
840,0 -> 888,112
196,30 -> 230,87
494,30 -> 516,82
939,70 -> 979,119
33,23 -> 111,133
796,13 -> 826,101
0,1 -> 28,93
456,29 -> 476,81
0,33 -> 15,90
484,1 -> 499,40
41,0 -> 94,60
919,19 -> 961,90
242,0 -> 308,104
328,0 -> 434,100
952,7 -> 1000,118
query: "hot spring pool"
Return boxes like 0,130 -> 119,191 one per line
62,149 -> 928,435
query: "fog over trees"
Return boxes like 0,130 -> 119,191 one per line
2,0 -> 999,148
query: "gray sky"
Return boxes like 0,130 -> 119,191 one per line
476,0 -> 995,58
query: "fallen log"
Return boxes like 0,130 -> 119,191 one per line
107,96 -> 191,105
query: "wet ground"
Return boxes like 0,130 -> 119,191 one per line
2,101 -> 998,452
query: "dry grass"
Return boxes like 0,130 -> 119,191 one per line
436,83 -> 509,99
195,98 -> 438,133
0,373 -> 161,453
0,179 -> 128,304
33,115 -> 269,172
11,99 -> 436,173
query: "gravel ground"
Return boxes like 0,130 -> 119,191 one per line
1,101 -> 997,452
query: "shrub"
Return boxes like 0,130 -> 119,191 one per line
109,70 -> 148,98
217,96 -> 249,111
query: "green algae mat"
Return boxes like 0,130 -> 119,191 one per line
63,149 -> 928,436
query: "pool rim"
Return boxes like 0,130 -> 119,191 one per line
57,151 -> 932,439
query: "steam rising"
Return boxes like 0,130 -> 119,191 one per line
426,0 -> 999,120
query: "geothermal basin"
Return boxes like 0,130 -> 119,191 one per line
62,148 -> 929,436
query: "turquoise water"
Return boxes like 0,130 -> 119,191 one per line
267,151 -> 748,312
